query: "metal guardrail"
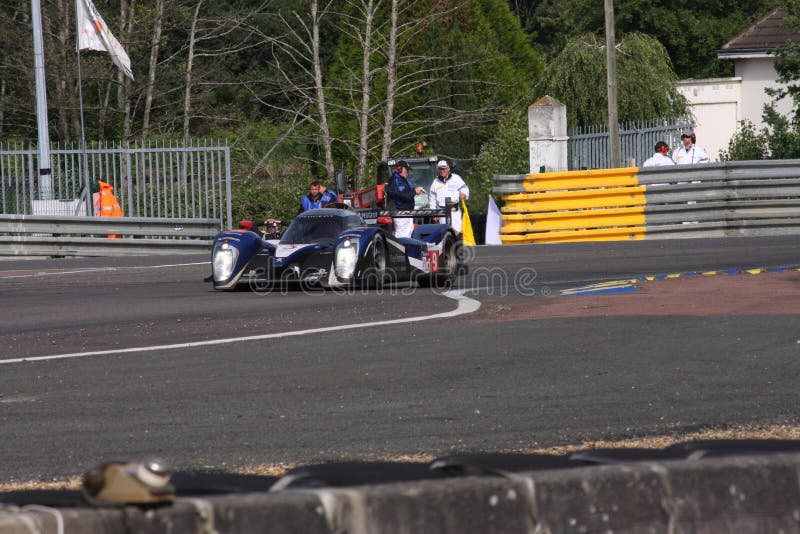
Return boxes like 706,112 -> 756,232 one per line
493,160 -> 800,244
0,215 -> 220,256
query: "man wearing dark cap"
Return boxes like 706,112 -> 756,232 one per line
263,219 -> 282,240
672,132 -> 709,164
385,160 -> 424,238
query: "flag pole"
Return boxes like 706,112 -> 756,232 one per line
31,0 -> 53,201
75,0 -> 93,215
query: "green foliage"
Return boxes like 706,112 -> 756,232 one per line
416,0 -> 544,161
762,105 -> 800,159
322,0 -> 544,184
719,5 -> 800,163
771,42 -> 800,98
8,0 -> 780,217
527,0 -> 782,79
472,106 -> 529,211
718,120 -> 768,161
424,0 -> 543,214
718,110 -> 800,162
231,171 -> 310,226
534,32 -> 688,127
228,121 -> 315,223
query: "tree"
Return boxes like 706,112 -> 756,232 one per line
719,0 -> 800,160
718,120 -> 768,161
526,0 -> 783,79
256,0 -> 543,186
534,32 -> 688,128
411,0 -> 544,161
141,0 -> 166,140
173,0 -> 268,144
380,0 -> 399,160
347,0 -> 379,184
474,105 -> 529,210
1,0 -> 543,219
246,0 -> 338,178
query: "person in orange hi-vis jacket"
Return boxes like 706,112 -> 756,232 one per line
98,180 -> 123,238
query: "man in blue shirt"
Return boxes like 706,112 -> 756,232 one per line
385,160 -> 423,238
300,180 -> 338,212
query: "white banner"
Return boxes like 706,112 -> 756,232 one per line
485,196 -> 503,245
76,0 -> 134,80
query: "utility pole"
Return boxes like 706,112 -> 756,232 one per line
31,0 -> 53,199
604,0 -> 620,168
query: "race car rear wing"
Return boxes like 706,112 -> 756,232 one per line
357,203 -> 457,226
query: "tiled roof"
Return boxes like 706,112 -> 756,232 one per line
720,6 -> 800,55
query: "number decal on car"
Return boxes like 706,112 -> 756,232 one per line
427,250 -> 439,273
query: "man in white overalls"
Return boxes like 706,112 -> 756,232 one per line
428,160 -> 469,234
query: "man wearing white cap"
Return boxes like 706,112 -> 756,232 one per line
672,132 -> 709,164
429,160 -> 469,233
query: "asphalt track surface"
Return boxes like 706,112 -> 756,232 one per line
1,235 -> 799,482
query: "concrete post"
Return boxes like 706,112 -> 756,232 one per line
528,96 -> 568,173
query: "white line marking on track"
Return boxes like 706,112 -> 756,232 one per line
0,290 -> 480,365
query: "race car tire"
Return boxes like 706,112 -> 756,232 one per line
363,235 -> 388,289
418,234 -> 457,289
271,264 -> 299,293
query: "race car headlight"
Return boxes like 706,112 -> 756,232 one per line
213,242 -> 238,281
335,238 -> 359,279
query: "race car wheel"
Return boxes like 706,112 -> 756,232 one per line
418,234 -> 456,289
440,234 -> 458,277
273,263 -> 300,292
363,235 -> 388,288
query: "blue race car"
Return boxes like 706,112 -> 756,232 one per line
209,207 -> 463,291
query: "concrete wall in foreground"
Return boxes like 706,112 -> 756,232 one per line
3,453 -> 800,533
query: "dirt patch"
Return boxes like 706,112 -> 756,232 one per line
468,270 -> 800,322
527,423 -> 800,455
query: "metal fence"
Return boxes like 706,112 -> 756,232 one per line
568,118 -> 694,170
0,140 -> 232,228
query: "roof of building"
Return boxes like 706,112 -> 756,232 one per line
719,6 -> 800,59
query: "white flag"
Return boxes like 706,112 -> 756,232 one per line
485,196 -> 504,245
76,0 -> 134,80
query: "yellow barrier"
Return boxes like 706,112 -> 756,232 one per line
517,167 -> 639,192
501,207 -> 646,233
500,167 -> 644,244
501,226 -> 646,244
502,187 -> 646,213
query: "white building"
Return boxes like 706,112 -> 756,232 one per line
678,6 -> 799,161
676,78 -> 742,162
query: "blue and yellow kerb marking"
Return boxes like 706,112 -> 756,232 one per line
560,266 -> 800,297
561,280 -> 638,296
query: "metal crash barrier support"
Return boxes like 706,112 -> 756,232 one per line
493,160 -> 800,244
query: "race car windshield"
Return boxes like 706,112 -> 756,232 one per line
409,162 -> 435,191
280,213 -> 362,245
